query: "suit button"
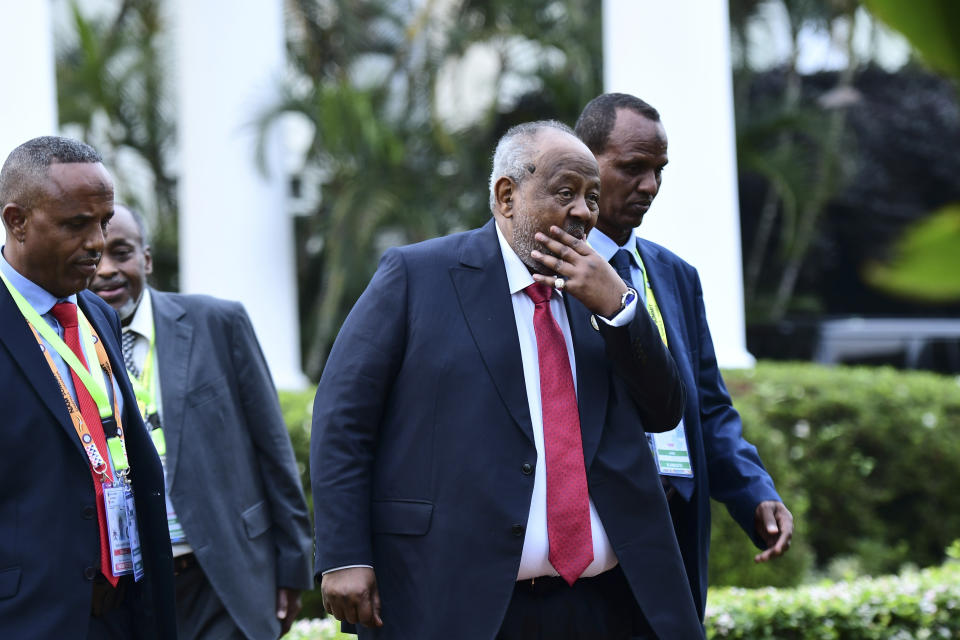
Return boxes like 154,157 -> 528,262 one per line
521,463 -> 533,475
511,524 -> 524,537
82,506 -> 96,520
83,566 -> 97,581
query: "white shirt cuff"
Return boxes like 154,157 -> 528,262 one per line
321,564 -> 374,575
598,291 -> 638,327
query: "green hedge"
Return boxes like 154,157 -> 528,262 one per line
710,363 -> 960,587
705,553 -> 960,639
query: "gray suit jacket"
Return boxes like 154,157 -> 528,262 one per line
152,288 -> 312,639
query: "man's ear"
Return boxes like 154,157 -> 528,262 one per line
1,203 -> 28,242
142,245 -> 154,276
494,176 -> 516,217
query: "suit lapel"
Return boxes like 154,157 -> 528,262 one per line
565,295 -> 608,470
0,285 -> 85,458
150,289 -> 192,488
449,221 -> 534,445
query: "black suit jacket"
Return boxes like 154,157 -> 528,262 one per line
311,220 -> 704,639
0,286 -> 176,639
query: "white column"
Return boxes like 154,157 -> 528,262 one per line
173,0 -> 304,388
0,0 -> 58,245
604,0 -> 753,368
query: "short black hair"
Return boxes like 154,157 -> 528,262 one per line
574,93 -> 661,155
0,136 -> 102,209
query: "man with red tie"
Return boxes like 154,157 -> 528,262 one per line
312,121 -> 704,639
0,136 -> 176,639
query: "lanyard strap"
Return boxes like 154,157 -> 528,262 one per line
27,320 -> 130,479
0,269 -> 114,418
632,247 -> 668,347
128,325 -> 159,417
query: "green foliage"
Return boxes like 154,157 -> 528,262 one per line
56,0 -> 179,290
859,0 -> 960,304
713,362 -> 960,583
863,204 -> 960,301
286,617 -> 353,640
705,557 -> 960,639
277,389 -> 325,619
270,0 -> 602,378
864,0 -> 960,77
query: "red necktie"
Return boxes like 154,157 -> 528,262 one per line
524,283 -> 593,585
49,302 -> 118,586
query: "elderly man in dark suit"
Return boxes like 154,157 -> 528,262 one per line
312,120 -> 704,639
90,204 -> 314,639
0,136 -> 176,639
576,93 -> 794,621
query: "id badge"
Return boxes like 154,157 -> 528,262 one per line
124,487 -> 145,581
650,419 -> 694,478
103,484 -> 133,576
166,493 -> 187,544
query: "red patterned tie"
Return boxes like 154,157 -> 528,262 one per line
524,283 -> 593,585
50,302 -> 118,586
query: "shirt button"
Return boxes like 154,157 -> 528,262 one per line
82,506 -> 96,520
511,524 -> 524,537
521,463 -> 533,475
83,566 -> 97,581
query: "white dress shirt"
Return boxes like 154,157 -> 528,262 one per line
494,224 -> 626,580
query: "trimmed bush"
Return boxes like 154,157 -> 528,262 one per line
705,556 -> 960,639
711,363 -> 960,584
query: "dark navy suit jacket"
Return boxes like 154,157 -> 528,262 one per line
311,220 -> 705,639
638,237 -> 782,619
0,286 -> 177,639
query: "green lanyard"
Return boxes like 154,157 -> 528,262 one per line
0,269 -> 114,418
128,325 -> 159,417
632,247 -> 668,348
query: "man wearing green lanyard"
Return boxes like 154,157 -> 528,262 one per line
91,204 -> 313,640
0,136 -> 176,639
576,94 -> 794,621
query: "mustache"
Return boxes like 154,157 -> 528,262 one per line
564,222 -> 587,240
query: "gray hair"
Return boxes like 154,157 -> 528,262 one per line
0,136 -> 102,209
488,120 -> 576,214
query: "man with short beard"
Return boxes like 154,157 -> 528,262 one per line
312,120 -> 704,639
91,204 -> 313,640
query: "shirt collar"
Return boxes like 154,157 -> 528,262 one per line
586,228 -> 639,265
0,245 -> 78,315
125,287 -> 154,338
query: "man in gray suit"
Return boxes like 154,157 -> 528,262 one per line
91,204 -> 313,639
